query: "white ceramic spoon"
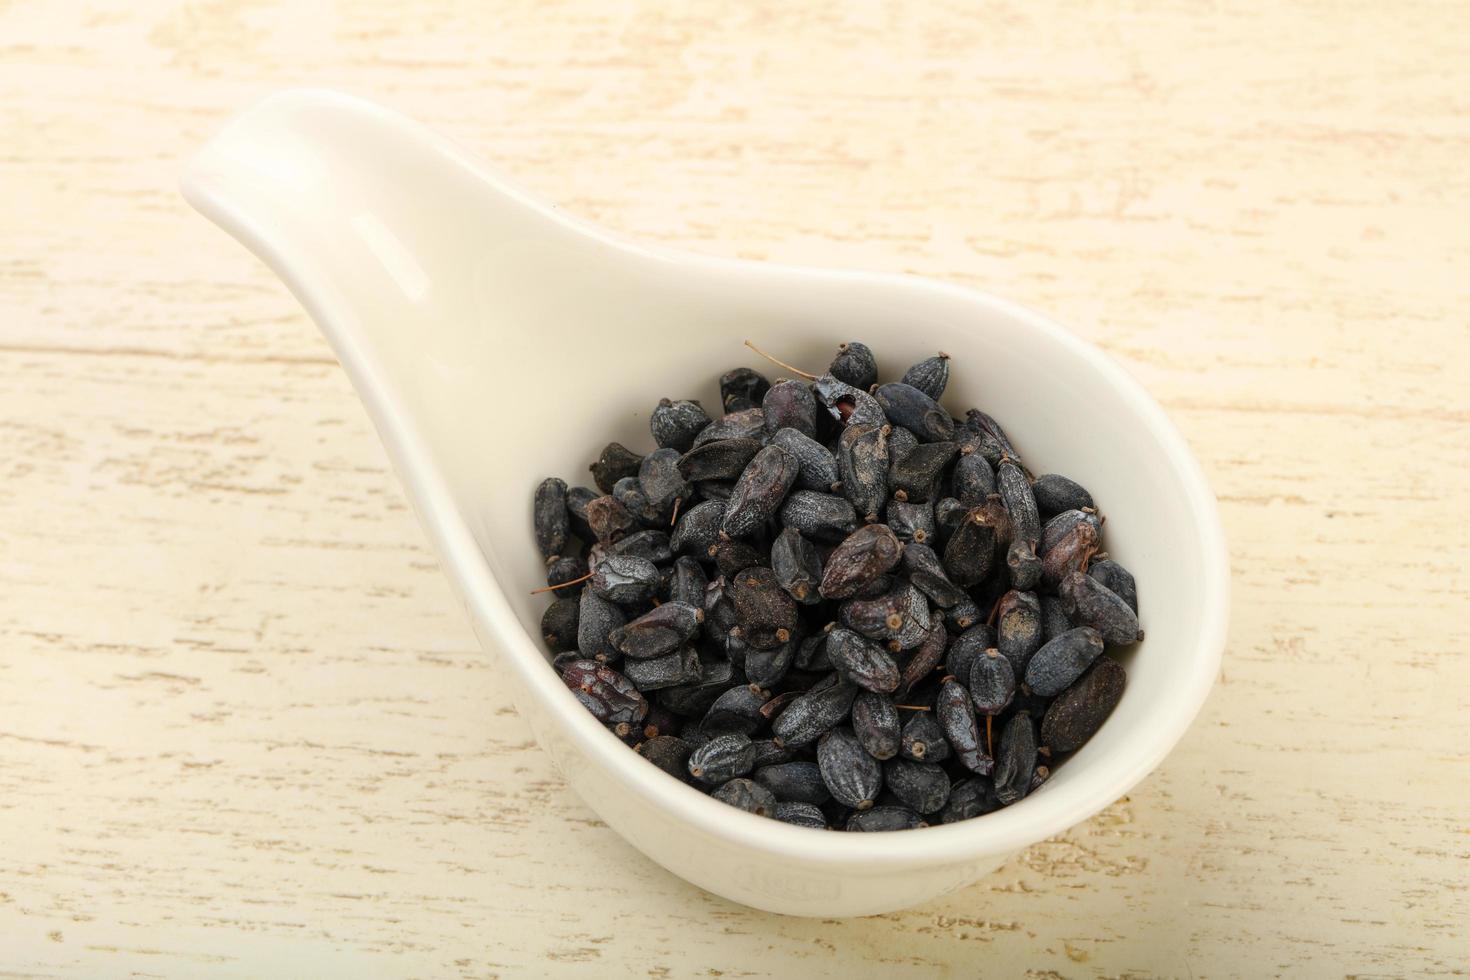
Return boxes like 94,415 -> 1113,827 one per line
181,89 -> 1228,917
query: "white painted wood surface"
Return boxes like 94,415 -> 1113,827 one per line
1,1 -> 1467,975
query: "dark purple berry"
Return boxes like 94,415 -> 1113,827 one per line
720,366 -> 771,413
1060,570 -> 1143,646
874,383 -> 954,442
560,660 -> 647,726
590,442 -> 643,495
712,777 -> 777,816
723,445 -> 800,538
900,352 -> 950,400
1041,657 -> 1126,752
937,678 -> 991,775
817,727 -> 883,810
688,731 -> 757,784
651,398 -> 711,453
1031,473 -> 1094,517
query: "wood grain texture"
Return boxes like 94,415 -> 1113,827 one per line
2,0 -> 1468,975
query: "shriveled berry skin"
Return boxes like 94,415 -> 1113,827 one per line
836,423 -> 890,522
902,541 -> 967,608
564,484 -> 598,539
651,398 -> 712,453
887,498 -> 936,546
965,409 -> 1019,462
561,660 -> 647,726
540,596 -> 580,651
722,445 -> 800,539
712,777 -> 777,816
750,737 -> 799,768
1032,473 -> 1094,517
943,505 -> 998,586
1039,594 -> 1072,642
933,496 -> 966,545
774,801 -> 828,828
1042,508 -> 1104,554
701,685 -> 769,736
779,490 -> 858,542
677,438 -> 762,483
1025,627 -> 1106,697
896,624 -> 947,699
1088,557 -> 1138,614
585,494 -> 637,545
820,524 -> 904,599
886,425 -> 919,466
838,586 -> 908,642
728,566 -> 799,650
996,457 -> 1040,550
997,590 -> 1044,677
851,690 -> 901,760
590,554 -> 660,605
688,731 -> 758,784
1041,657 -> 1126,752
993,712 -> 1038,805
937,678 -> 992,775
762,380 -> 818,439
817,727 -> 883,810
826,627 -> 900,693
1059,570 -> 1143,645
590,442 -> 643,494
814,373 -> 886,429
636,735 -> 693,781
770,427 -> 840,492
609,529 -> 673,565
714,538 -> 767,578
969,647 -> 1017,715
745,638 -> 798,690
900,352 -> 950,400
772,681 -> 857,748
955,417 -> 1005,468
754,761 -> 831,805
623,646 -> 703,690
951,452 -> 996,507
771,527 -> 824,605
1006,539 -> 1042,591
669,556 -> 708,608
546,554 -> 588,594
656,658 -> 736,718
533,477 -> 569,560
944,598 -> 982,634
830,341 -> 879,389
795,631 -> 831,672
694,407 -> 767,447
1040,519 -> 1100,590
944,624 -> 993,682
884,758 -> 951,814
576,589 -> 626,661
938,777 -> 999,823
720,366 -> 771,413
639,448 -> 691,517
670,499 -> 727,557
846,805 -> 924,832
613,474 -> 657,527
875,383 -> 954,442
899,710 -> 950,763
890,441 -> 957,504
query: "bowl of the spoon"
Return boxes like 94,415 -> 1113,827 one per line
181,89 -> 1228,917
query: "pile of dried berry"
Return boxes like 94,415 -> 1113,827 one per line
533,341 -> 1140,831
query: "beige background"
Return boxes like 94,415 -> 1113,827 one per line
2,1 -> 1468,976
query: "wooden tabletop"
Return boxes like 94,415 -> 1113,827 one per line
3,1 -> 1467,976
